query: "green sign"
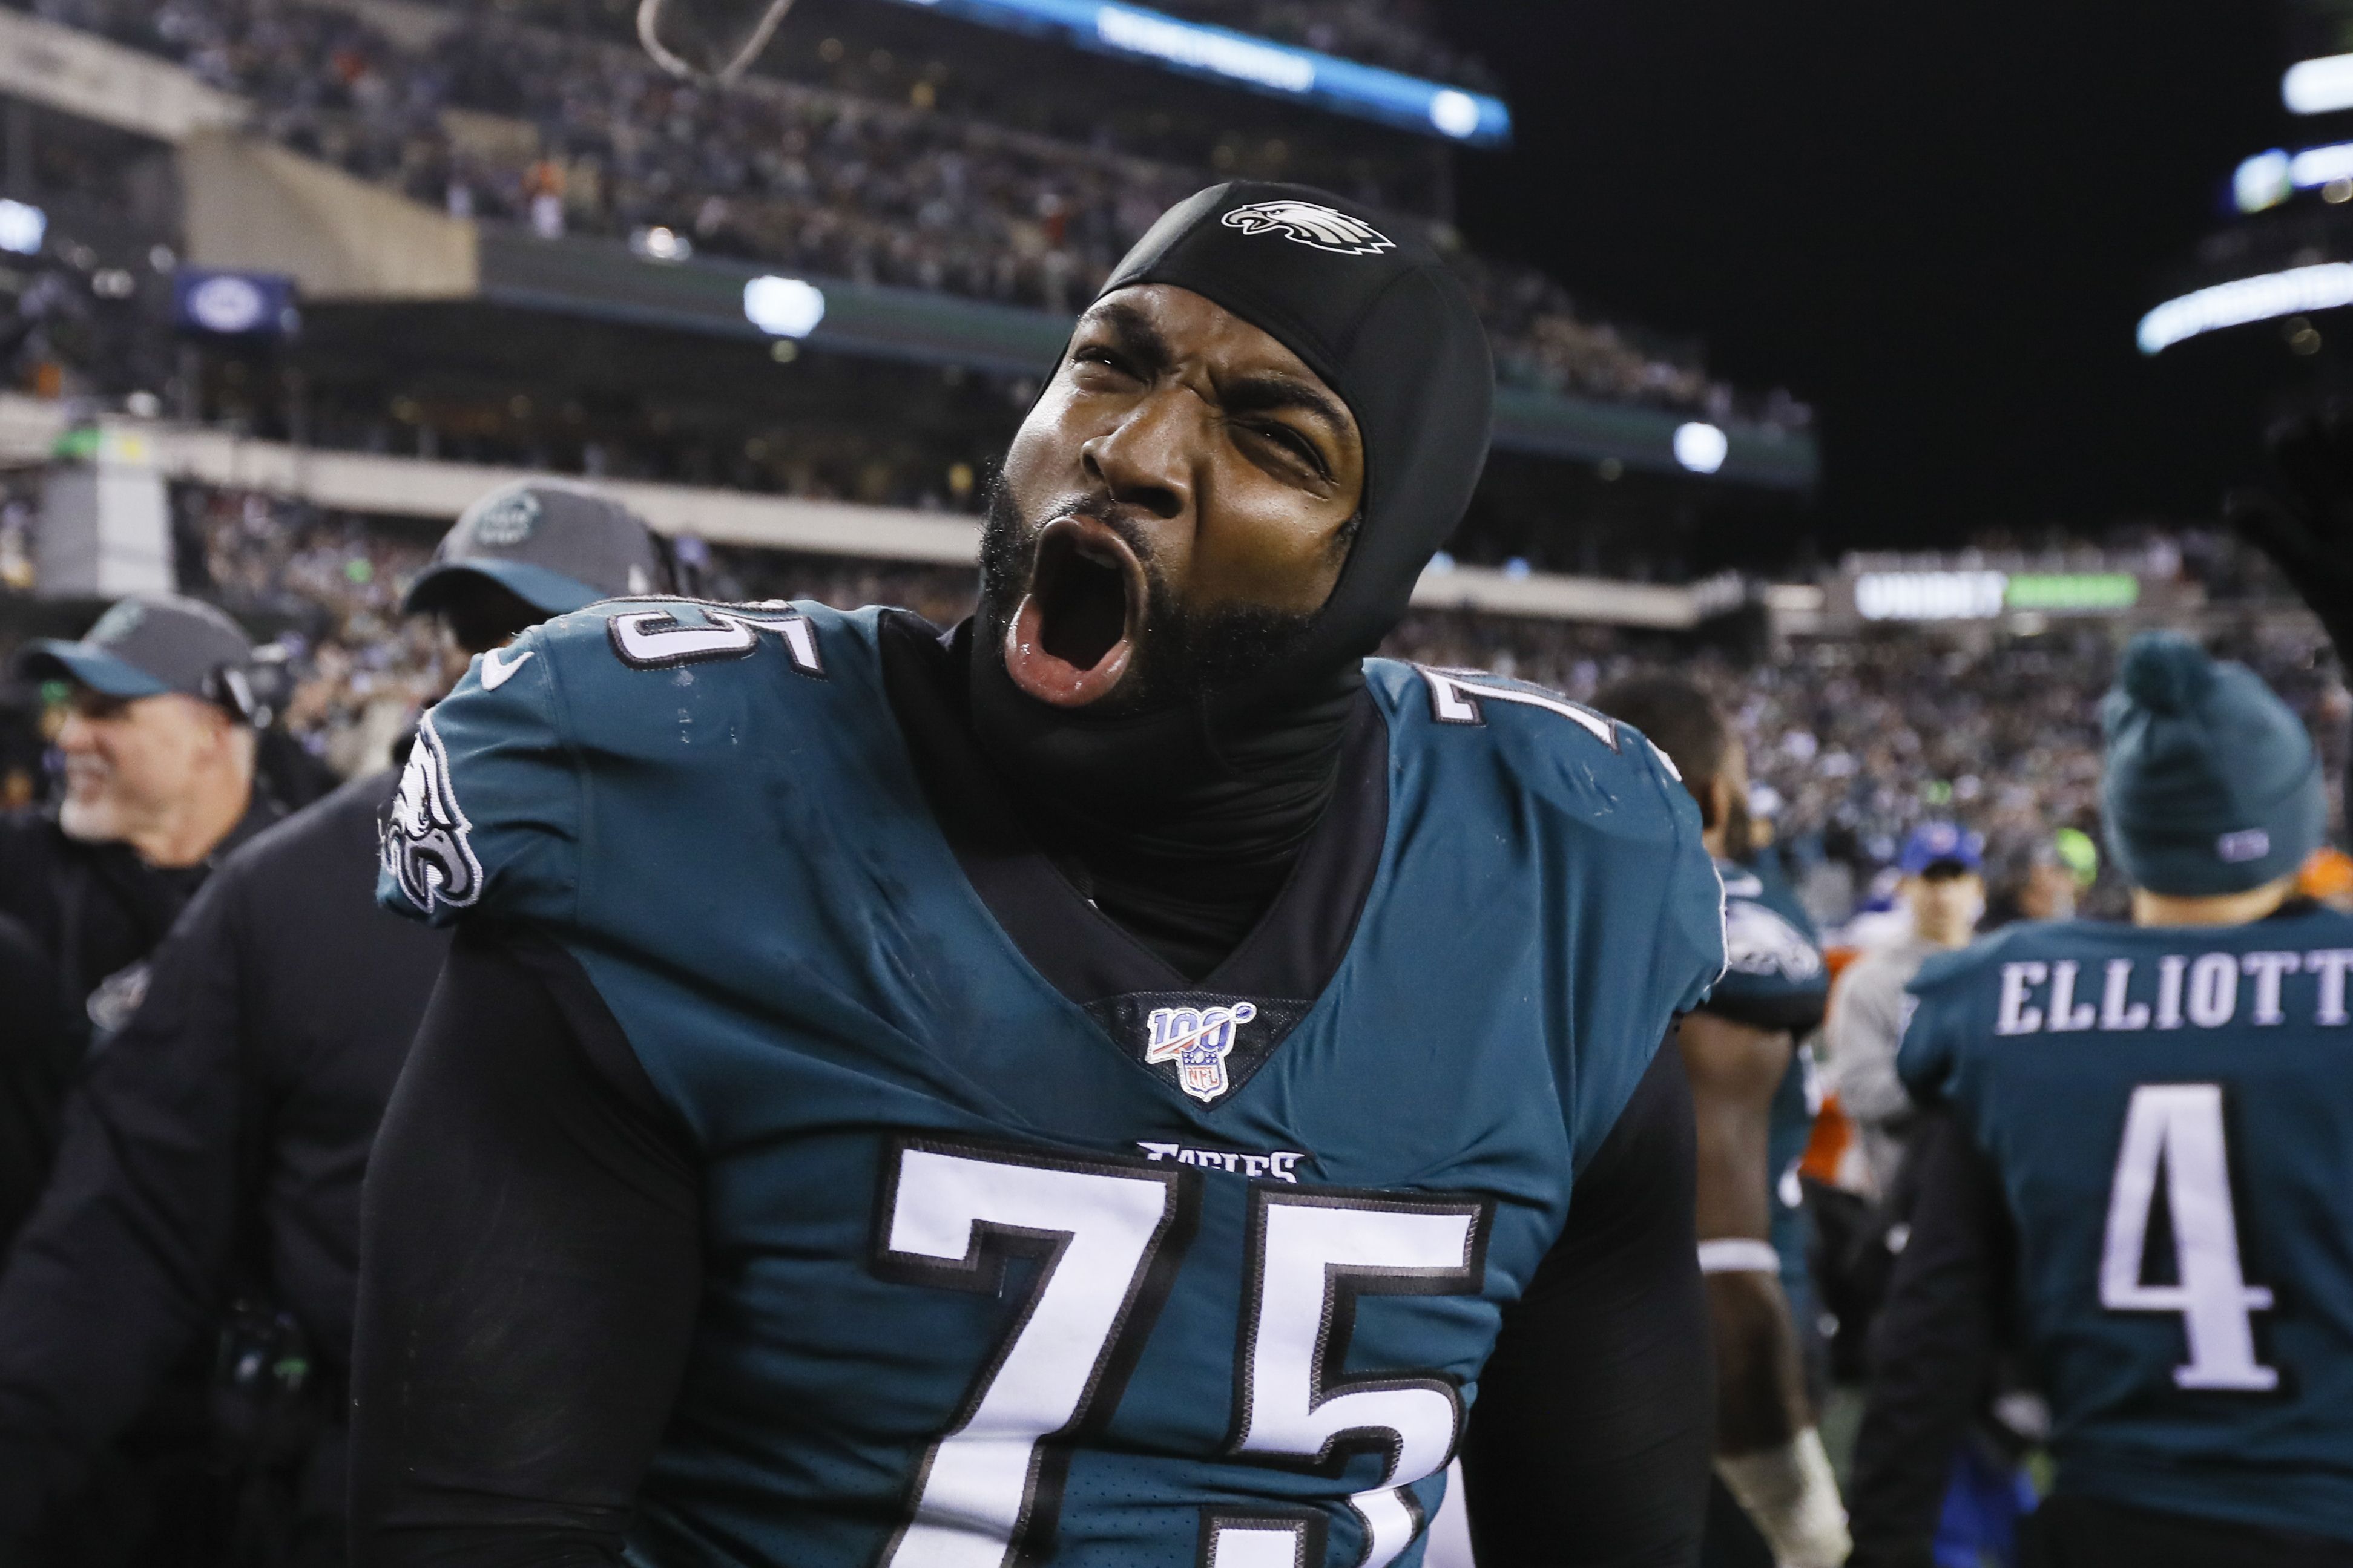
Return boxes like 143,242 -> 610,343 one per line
2004,572 -> 2140,612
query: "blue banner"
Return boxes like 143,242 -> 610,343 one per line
173,269 -> 299,337
886,0 -> 1510,146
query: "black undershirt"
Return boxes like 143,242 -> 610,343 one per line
350,934 -> 1713,1567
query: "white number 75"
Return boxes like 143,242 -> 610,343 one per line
874,1140 -> 1492,1568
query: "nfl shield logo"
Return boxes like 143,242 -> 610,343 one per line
1143,1003 -> 1259,1105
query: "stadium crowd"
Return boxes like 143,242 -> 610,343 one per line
137,485 -> 2346,936
9,0 -> 1779,419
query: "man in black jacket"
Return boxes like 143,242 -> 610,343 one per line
0,481 -> 671,1568
0,594 -> 283,1247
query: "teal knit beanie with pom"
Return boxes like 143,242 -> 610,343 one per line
2100,631 -> 2325,897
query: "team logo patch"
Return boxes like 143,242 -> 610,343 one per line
382,715 -> 482,914
2217,828 -> 2271,864
1145,1003 -> 1257,1104
467,488 -> 540,548
1722,899 -> 1824,981
87,599 -> 146,646
1087,992 -> 1306,1106
1220,200 -> 1395,257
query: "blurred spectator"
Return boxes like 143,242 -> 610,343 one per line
1822,822 -> 1985,1200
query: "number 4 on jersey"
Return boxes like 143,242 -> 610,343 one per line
2099,1083 -> 2279,1391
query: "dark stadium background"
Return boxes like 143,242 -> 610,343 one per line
1444,0 -> 2288,551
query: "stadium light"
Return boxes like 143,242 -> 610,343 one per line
2231,142 -> 2353,213
1672,421 -> 1729,474
743,275 -> 827,338
881,0 -> 1510,145
2285,53 -> 2353,114
0,199 -> 46,257
2137,263 -> 2353,354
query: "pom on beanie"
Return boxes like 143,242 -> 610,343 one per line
2100,631 -> 2325,897
2117,631 -> 2213,715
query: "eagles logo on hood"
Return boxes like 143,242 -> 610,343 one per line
1218,200 -> 1396,257
382,715 -> 484,914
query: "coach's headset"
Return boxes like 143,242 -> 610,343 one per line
199,643 -> 294,731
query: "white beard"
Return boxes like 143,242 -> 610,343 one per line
58,791 -> 122,844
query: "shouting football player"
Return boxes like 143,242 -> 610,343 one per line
1850,632 -> 2353,1567
1596,677 -> 1846,1568
355,184 -> 1731,1568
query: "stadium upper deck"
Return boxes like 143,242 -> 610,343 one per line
15,0 -> 1797,428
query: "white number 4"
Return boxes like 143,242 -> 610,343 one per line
2099,1083 -> 2278,1391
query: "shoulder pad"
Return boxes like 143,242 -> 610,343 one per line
1366,658 -> 1693,845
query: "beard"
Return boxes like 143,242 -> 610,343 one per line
58,779 -> 123,844
976,474 -> 1319,715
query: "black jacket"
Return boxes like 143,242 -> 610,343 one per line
0,772 -> 449,1548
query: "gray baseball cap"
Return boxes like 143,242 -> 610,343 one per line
16,594 -> 254,701
403,480 -> 668,617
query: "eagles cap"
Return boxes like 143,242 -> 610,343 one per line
16,593 -> 254,702
403,480 -> 668,618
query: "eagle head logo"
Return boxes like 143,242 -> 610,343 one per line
382,715 -> 484,914
1219,200 -> 1395,257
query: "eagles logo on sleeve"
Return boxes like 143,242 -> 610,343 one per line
382,715 -> 483,915
1722,897 -> 1826,981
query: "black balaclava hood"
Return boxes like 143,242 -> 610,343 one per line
966,182 -> 1493,973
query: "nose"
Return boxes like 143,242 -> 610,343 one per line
1080,389 -> 1193,522
55,711 -> 95,754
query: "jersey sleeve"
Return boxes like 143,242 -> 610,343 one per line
1562,742 -> 1728,1175
377,627 -> 581,928
1702,893 -> 1829,1033
1893,947 -> 1978,1107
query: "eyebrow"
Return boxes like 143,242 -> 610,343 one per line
1074,301 -> 1355,450
1218,372 -> 1354,448
1075,301 -> 1173,380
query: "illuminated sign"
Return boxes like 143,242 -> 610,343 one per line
2285,52 -> 2353,113
1849,570 -> 2144,622
2137,263 -> 2353,353
2004,572 -> 2140,611
1854,571 -> 2008,622
888,0 -> 1510,145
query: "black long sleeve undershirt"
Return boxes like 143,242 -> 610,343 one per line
1845,1109 -> 2018,1568
351,936 -> 1710,1567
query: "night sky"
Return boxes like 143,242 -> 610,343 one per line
1440,1 -> 2301,554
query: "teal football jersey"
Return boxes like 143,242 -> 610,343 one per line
1900,908 -> 2353,1543
1706,852 -> 1828,1306
378,600 -> 1727,1568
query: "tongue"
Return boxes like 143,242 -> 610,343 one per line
1006,588 -> 1133,707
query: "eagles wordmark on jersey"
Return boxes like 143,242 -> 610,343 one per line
380,596 -> 1727,1568
1900,907 -> 2353,1544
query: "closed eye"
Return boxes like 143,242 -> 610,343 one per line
1233,417 -> 1331,483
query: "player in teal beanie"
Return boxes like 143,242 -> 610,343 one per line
2099,630 -> 2326,897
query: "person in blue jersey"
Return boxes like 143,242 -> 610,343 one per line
1595,678 -> 1845,1568
1849,631 -> 2353,1568
352,183 -> 1731,1568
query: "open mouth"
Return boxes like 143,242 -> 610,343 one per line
1003,516 -> 1147,708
